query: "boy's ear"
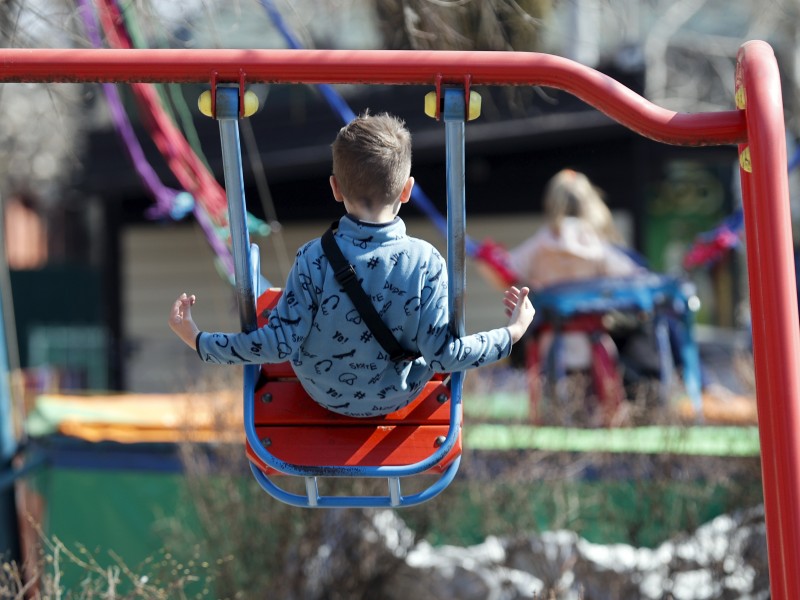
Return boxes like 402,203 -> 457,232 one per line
399,177 -> 415,203
330,176 -> 344,202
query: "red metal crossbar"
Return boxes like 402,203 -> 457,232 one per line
0,41 -> 796,597
0,47 -> 745,146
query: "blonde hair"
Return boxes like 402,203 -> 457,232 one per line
331,112 -> 412,210
543,169 -> 622,243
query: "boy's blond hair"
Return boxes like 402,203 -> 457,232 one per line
331,112 -> 412,210
543,169 -> 622,243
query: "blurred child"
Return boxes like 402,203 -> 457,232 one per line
484,169 -> 643,371
506,169 -> 643,291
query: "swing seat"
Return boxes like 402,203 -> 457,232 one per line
526,274 -> 702,424
243,288 -> 463,507
245,376 -> 458,474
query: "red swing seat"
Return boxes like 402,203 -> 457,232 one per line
244,288 -> 461,475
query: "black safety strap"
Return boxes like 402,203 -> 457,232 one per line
321,222 -> 421,363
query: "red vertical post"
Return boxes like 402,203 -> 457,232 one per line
737,40 -> 800,598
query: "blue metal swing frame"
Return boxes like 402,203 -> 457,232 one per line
213,85 -> 470,507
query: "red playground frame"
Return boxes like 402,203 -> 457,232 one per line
1,41 -> 797,596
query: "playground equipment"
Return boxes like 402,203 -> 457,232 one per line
0,42 -> 797,596
526,274 -> 702,424
198,82 -> 475,507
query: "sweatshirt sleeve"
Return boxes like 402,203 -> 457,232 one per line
415,249 -> 513,372
196,244 -> 320,365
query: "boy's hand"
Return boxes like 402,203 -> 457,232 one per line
503,286 -> 535,343
169,293 -> 200,349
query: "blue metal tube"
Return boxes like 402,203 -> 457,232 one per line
443,88 -> 467,337
0,252 -> 19,558
216,86 -> 257,333
0,262 -> 15,463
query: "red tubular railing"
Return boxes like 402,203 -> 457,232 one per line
0,42 -> 795,596
0,47 -> 745,146
736,41 -> 800,599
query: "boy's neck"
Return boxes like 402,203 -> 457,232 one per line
330,176 -> 413,225
347,202 -> 400,224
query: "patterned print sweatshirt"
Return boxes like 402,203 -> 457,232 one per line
196,215 -> 512,417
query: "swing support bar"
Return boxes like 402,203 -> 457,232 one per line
2,42 -> 797,595
0,48 -> 744,147
215,86 -> 257,333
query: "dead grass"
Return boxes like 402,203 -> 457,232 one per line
1,520 -> 220,599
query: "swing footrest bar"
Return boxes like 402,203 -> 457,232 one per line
305,476 -> 319,507
248,455 -> 462,508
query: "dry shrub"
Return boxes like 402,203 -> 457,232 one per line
1,522 -> 218,599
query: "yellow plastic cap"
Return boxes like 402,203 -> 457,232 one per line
467,90 -> 481,121
243,90 -> 259,117
198,90 -> 213,117
424,91 -> 438,119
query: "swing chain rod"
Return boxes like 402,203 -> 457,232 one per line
214,84 -> 258,333
444,87 -> 467,337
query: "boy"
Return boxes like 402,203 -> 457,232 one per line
169,112 -> 534,417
